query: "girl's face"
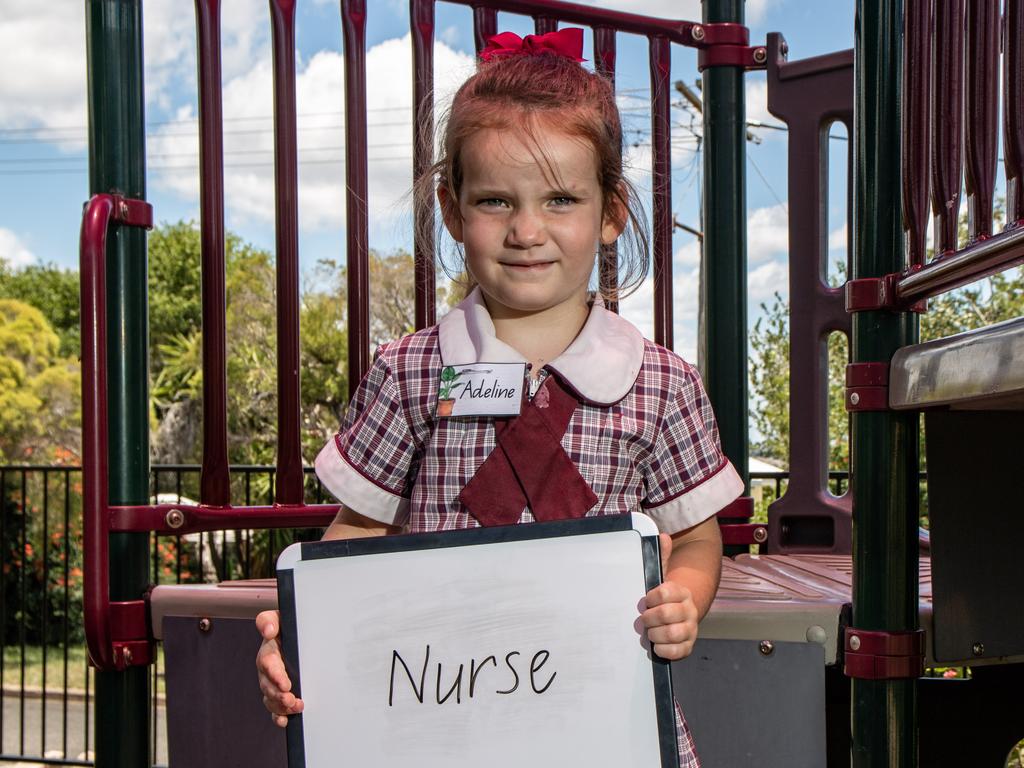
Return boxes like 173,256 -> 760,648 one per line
441,126 -> 623,321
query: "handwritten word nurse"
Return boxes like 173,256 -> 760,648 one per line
256,27 -> 743,768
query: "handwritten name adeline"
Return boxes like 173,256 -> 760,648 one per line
388,645 -> 557,706
457,379 -> 517,400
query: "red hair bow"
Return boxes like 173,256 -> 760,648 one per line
479,28 -> 586,63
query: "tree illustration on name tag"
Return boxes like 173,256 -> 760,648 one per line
436,366 -> 462,417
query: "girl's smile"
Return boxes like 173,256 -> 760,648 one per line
440,125 -> 624,325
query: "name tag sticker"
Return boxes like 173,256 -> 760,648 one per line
436,362 -> 525,418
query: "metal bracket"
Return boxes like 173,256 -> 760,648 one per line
843,627 -> 925,680
846,362 -> 889,412
845,274 -> 927,313
106,600 -> 154,670
687,23 -> 767,71
717,497 -> 767,544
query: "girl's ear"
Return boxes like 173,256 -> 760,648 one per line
437,184 -> 464,243
600,191 -> 628,245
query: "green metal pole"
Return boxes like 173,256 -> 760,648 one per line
701,0 -> 749,554
851,0 -> 920,765
85,1 -> 151,766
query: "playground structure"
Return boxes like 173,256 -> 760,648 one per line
72,0 -> 1024,766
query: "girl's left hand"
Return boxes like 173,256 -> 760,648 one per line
639,533 -> 699,661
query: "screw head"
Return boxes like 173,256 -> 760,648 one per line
753,47 -> 767,64
850,392 -> 861,406
849,634 -> 862,651
165,508 -> 186,529
691,25 -> 705,42
199,617 -> 212,633
119,201 -> 130,218
123,647 -> 133,665
753,526 -> 768,543
759,640 -> 774,656
972,642 -> 985,656
781,41 -> 790,56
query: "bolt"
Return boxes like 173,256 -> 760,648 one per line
781,41 -> 790,56
119,201 -> 129,219
199,617 -> 212,633
759,640 -> 774,656
972,642 -> 985,656
849,634 -> 861,651
123,647 -> 133,666
753,47 -> 767,64
165,508 -> 186,529
753,526 -> 768,543
850,392 -> 861,406
691,25 -> 705,42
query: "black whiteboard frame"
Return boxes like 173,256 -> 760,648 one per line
277,514 -> 678,768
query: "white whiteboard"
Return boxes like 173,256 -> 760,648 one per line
276,514 -> 676,768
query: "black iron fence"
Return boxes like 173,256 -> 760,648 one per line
0,464 -> 328,767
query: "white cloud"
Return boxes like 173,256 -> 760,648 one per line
747,203 -> 789,262
0,3 -> 88,143
749,259 -> 788,302
828,222 -> 848,251
0,228 -> 37,267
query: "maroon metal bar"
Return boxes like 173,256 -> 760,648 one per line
269,0 -> 304,505
411,0 -> 436,330
593,26 -> 619,312
81,194 -> 115,672
80,193 -> 154,672
963,0 -> 1000,241
897,225 -> 1024,301
1004,0 -> 1024,225
534,16 -> 558,34
195,0 -> 230,506
472,6 -> 498,54
342,0 -> 371,389
930,0 -> 965,254
649,35 -> 672,348
110,503 -> 339,535
902,0 -> 931,268
764,33 -> 854,554
451,0 -> 702,44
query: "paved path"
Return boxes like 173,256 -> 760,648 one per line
1,692 -> 167,766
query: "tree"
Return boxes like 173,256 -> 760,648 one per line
0,262 -> 81,358
0,299 -> 80,464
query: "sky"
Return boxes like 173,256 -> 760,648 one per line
0,0 -> 858,363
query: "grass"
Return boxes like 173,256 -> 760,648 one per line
2,644 -> 165,696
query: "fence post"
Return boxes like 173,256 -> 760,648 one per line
851,0 -> 919,764
85,1 -> 151,765
701,0 -> 750,552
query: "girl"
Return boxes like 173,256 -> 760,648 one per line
257,27 -> 743,768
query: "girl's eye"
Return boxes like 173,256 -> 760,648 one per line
478,198 -> 508,208
549,196 -> 577,207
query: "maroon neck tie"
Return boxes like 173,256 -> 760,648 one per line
459,374 -> 598,527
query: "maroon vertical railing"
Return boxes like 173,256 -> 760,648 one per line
269,0 -> 304,504
902,0 -> 931,268
473,6 -> 498,53
649,35 -> 673,348
1006,0 -> 1024,227
534,15 -> 558,33
594,26 -> 619,311
411,0 -> 437,330
930,0 -> 965,255
194,0 -> 231,506
963,0 -> 999,242
342,0 -> 371,389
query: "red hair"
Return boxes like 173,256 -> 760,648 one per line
419,51 -> 649,300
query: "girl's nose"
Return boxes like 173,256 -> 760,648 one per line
506,207 -> 546,248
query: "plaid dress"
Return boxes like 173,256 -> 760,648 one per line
316,291 -> 741,768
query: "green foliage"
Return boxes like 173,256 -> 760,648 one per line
0,262 -> 81,358
0,299 -> 80,464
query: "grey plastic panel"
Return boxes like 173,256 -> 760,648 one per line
890,317 -> 1024,410
673,638 -> 826,768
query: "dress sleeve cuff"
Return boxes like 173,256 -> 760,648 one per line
314,440 -> 409,527
642,459 -> 744,534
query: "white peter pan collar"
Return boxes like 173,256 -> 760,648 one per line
438,287 -> 645,405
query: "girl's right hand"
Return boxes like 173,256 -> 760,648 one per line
256,609 -> 304,727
